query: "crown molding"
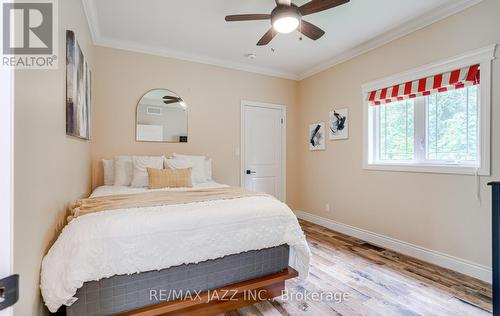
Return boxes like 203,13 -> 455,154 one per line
93,36 -> 300,80
81,0 -> 298,80
81,0 -> 100,43
82,0 -> 484,82
297,0 -> 484,80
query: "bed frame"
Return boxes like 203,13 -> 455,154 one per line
119,267 -> 298,316
65,245 -> 296,316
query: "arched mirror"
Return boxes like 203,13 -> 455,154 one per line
136,89 -> 188,142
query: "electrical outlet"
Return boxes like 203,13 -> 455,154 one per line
325,203 -> 331,212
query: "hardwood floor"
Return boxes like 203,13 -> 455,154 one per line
223,219 -> 492,316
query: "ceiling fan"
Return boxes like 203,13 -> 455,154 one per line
225,0 -> 350,46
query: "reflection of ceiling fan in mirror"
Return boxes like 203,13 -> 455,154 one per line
162,96 -> 186,107
225,0 -> 350,46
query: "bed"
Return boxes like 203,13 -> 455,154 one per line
41,182 -> 310,315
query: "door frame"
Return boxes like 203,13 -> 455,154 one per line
240,100 -> 286,202
0,66 -> 14,316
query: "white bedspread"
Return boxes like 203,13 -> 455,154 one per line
40,183 -> 311,312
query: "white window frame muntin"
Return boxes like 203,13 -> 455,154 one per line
415,98 -> 426,162
362,44 -> 496,176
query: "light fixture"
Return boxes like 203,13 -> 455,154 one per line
271,6 -> 300,34
244,53 -> 257,59
179,101 -> 186,108
273,16 -> 299,33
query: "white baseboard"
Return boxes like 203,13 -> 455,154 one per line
294,210 -> 492,283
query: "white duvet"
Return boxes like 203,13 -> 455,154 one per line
40,182 -> 311,312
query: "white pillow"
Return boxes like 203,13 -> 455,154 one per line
113,156 -> 134,186
102,159 -> 114,185
172,153 -> 212,181
130,156 -> 164,188
165,157 -> 208,184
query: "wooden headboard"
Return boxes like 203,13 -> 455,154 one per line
91,159 -> 105,190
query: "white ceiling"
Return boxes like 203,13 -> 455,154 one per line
83,0 -> 482,80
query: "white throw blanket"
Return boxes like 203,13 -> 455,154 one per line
40,185 -> 311,312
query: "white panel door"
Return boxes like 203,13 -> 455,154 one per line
243,104 -> 283,200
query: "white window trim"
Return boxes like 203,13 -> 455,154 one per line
361,44 -> 496,176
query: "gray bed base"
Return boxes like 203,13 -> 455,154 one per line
64,245 -> 289,316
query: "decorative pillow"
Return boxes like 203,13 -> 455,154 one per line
172,153 -> 212,183
147,167 -> 192,189
113,156 -> 134,186
165,157 -> 207,184
102,159 -> 114,185
172,153 -> 212,181
130,156 -> 164,188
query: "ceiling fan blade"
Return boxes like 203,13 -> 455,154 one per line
225,14 -> 271,22
275,0 -> 291,6
299,0 -> 349,16
299,20 -> 325,40
257,28 -> 277,46
163,100 -> 179,105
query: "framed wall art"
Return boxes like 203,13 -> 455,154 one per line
329,108 -> 348,140
66,30 -> 91,140
309,122 -> 326,151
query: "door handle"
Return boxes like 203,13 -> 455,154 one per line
246,170 -> 256,175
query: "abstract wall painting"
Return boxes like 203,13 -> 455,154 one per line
66,30 -> 91,140
309,122 -> 326,151
329,108 -> 348,140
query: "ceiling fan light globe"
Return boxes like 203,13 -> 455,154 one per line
273,17 -> 299,33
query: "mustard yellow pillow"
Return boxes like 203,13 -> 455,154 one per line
147,167 -> 193,189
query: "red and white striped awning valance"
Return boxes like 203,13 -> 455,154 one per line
367,64 -> 480,106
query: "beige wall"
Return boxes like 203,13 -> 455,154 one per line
296,0 -> 498,267
13,0 -> 94,314
12,0 -> 499,314
91,46 -> 300,207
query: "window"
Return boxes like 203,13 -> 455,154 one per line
373,86 -> 478,165
378,99 -> 415,161
426,86 -> 478,162
362,45 -> 494,175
